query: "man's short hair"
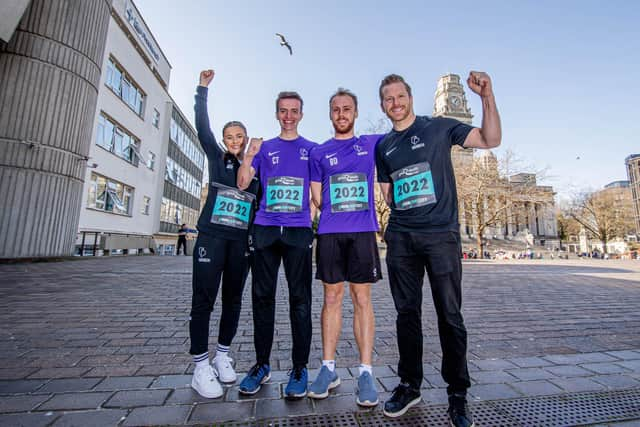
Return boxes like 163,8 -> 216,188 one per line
378,74 -> 412,102
276,91 -> 304,112
329,88 -> 358,111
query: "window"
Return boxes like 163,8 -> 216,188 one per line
96,113 -> 141,165
170,118 -> 204,170
142,196 -> 151,215
87,173 -> 134,215
147,151 -> 156,170
161,197 -> 199,225
105,57 -> 145,116
164,157 -> 201,198
152,109 -> 160,128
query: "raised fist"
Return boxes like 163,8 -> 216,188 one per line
246,137 -> 263,157
199,69 -> 215,87
467,71 -> 493,98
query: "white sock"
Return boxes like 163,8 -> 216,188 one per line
215,343 -> 230,359
193,352 -> 209,369
322,359 -> 336,372
359,363 -> 372,376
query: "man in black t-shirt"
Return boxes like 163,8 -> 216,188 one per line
375,73 -> 501,426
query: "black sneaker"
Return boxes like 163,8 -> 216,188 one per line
448,393 -> 475,427
383,383 -> 421,418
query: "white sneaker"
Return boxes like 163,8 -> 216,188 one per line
213,355 -> 237,383
191,365 -> 223,398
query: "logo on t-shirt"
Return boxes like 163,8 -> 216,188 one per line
353,144 -> 368,156
410,135 -> 424,150
299,148 -> 309,160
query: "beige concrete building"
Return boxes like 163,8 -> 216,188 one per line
433,74 -> 558,247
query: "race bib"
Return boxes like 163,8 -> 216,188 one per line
391,162 -> 436,210
210,183 -> 255,229
266,176 -> 303,213
329,173 -> 368,213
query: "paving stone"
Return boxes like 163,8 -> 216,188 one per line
591,374 -> 640,389
136,364 -> 186,376
549,377 -> 607,393
51,409 -> 127,427
544,352 -> 618,365
83,366 -> 141,377
0,379 -> 46,394
0,368 -> 38,380
581,362 -> 633,374
150,374 -> 191,389
36,392 -> 112,411
37,378 -> 102,393
27,368 -> 89,379
617,360 -> 640,372
313,394 -> 375,414
419,388 -> 449,405
510,380 -> 564,396
121,405 -> 191,426
468,383 -> 522,401
424,374 -> 447,388
605,350 -> 640,360
508,356 -> 554,368
472,359 -> 518,371
0,394 -> 51,413
226,383 -> 280,401
506,367 -> 556,381
189,401 -> 254,423
471,370 -> 517,384
254,398 -> 314,419
166,387 -> 218,404
103,389 -> 170,408
0,412 -> 58,427
93,376 -> 155,391
544,364 -> 593,377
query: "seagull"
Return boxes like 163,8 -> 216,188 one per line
275,33 -> 293,55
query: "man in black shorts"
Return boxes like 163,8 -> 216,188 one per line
308,89 -> 382,407
375,72 -> 501,426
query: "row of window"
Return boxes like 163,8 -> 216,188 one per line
170,118 -> 204,170
106,57 -> 145,116
165,157 -> 202,198
96,113 -> 156,169
87,173 -> 134,215
160,197 -> 199,226
86,173 -> 152,217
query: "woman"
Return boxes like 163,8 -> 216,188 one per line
189,69 -> 259,398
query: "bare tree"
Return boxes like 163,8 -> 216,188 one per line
454,149 -> 553,255
363,117 -> 391,240
569,188 -> 635,253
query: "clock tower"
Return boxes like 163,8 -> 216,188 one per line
433,74 -> 473,124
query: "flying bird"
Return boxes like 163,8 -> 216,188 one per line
275,33 -> 293,55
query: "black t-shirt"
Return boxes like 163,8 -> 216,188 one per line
375,115 -> 473,233
194,86 -> 260,240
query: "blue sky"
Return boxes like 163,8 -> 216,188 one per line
136,0 -> 640,199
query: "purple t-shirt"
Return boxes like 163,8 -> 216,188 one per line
310,135 -> 382,234
252,136 -> 317,227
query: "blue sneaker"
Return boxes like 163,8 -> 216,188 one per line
356,371 -> 379,406
284,366 -> 308,399
308,365 -> 340,399
238,363 -> 270,395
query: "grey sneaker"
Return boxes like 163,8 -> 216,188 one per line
356,371 -> 379,406
307,365 -> 340,399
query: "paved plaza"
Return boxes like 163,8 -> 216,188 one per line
1,256 -> 640,426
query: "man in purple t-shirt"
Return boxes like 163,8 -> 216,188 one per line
307,88 -> 382,407
237,91 -> 316,399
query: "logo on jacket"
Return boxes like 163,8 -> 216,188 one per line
197,247 -> 210,263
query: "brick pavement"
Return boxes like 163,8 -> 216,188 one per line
0,257 -> 639,425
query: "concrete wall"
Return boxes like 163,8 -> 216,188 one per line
0,0 -> 111,258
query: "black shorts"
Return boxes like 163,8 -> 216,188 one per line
315,232 -> 382,284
